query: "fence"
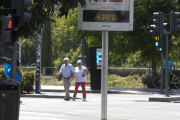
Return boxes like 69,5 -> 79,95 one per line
42,67 -> 57,76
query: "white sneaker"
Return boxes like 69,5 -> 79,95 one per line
82,98 -> 86,101
71,97 -> 76,101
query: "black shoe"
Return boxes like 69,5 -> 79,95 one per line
64,98 -> 70,101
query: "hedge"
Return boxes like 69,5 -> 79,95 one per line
109,69 -> 146,77
0,68 -> 34,93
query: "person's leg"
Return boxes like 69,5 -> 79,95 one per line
73,82 -> 80,98
81,82 -> 86,99
63,79 -> 67,99
169,74 -> 173,90
66,79 -> 71,99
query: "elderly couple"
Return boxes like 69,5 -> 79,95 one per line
59,58 -> 89,101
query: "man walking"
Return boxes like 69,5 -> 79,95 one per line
163,57 -> 175,90
59,58 -> 75,101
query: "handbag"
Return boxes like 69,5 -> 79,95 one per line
58,74 -> 62,81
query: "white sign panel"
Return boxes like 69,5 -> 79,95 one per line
78,0 -> 134,31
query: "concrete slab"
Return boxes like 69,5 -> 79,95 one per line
149,97 -> 180,102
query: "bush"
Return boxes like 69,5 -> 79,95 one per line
108,69 -> 146,77
20,71 -> 35,93
0,68 -> 7,80
108,74 -> 147,88
0,68 -> 35,93
141,73 -> 155,88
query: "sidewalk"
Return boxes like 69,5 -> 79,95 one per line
20,85 -> 180,98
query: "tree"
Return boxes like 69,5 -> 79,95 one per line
65,1 -> 180,75
0,0 -> 88,38
42,21 -> 52,74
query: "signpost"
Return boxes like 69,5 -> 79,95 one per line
78,0 -> 134,120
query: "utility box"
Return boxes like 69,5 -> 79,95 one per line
0,80 -> 20,120
90,47 -> 102,90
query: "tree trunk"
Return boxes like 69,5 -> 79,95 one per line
152,49 -> 156,76
25,44 -> 28,65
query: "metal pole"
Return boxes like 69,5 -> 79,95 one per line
160,33 -> 164,93
101,31 -> 108,120
160,51 -> 164,92
19,37 -> 22,66
165,32 -> 169,97
11,42 -> 17,80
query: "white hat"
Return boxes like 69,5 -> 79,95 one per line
77,60 -> 83,65
63,58 -> 69,61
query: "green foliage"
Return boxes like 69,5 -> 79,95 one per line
108,74 -> 146,88
20,71 -> 35,93
142,73 -> 155,88
64,1 -> 180,71
0,68 -> 35,93
0,0 -> 88,37
51,12 -> 81,68
109,69 -> 146,77
54,47 -> 81,69
20,38 -> 36,66
0,68 -> 7,80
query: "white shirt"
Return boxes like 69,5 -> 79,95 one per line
75,66 -> 87,82
59,63 -> 75,78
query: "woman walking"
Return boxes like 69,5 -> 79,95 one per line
72,60 -> 89,101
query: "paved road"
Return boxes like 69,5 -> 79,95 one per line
19,93 -> 180,120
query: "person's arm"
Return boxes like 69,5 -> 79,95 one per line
163,62 -> 165,67
59,66 -> 63,75
82,68 -> 89,77
68,66 -> 75,79
17,66 -> 22,75
173,64 -> 175,73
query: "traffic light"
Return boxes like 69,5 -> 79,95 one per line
150,30 -> 159,36
159,34 -> 166,51
2,16 -> 20,45
154,36 -> 160,48
150,12 -> 163,32
170,12 -> 180,33
11,0 -> 32,26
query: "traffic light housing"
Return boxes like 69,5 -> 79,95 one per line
150,12 -> 163,32
159,34 -> 166,51
11,0 -> 32,26
170,12 -> 180,33
2,16 -> 20,45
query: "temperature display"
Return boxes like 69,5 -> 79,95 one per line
83,10 -> 129,22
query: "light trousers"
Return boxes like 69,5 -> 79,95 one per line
63,78 -> 71,99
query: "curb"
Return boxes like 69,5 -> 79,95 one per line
20,94 -> 64,98
20,94 -> 81,99
149,97 -> 180,102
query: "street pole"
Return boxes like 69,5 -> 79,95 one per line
160,33 -> 164,93
35,25 -> 42,94
101,31 -> 108,120
19,37 -> 22,66
11,42 -> 17,80
164,31 -> 170,97
160,51 -> 164,92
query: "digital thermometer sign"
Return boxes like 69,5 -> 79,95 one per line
78,0 -> 134,31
